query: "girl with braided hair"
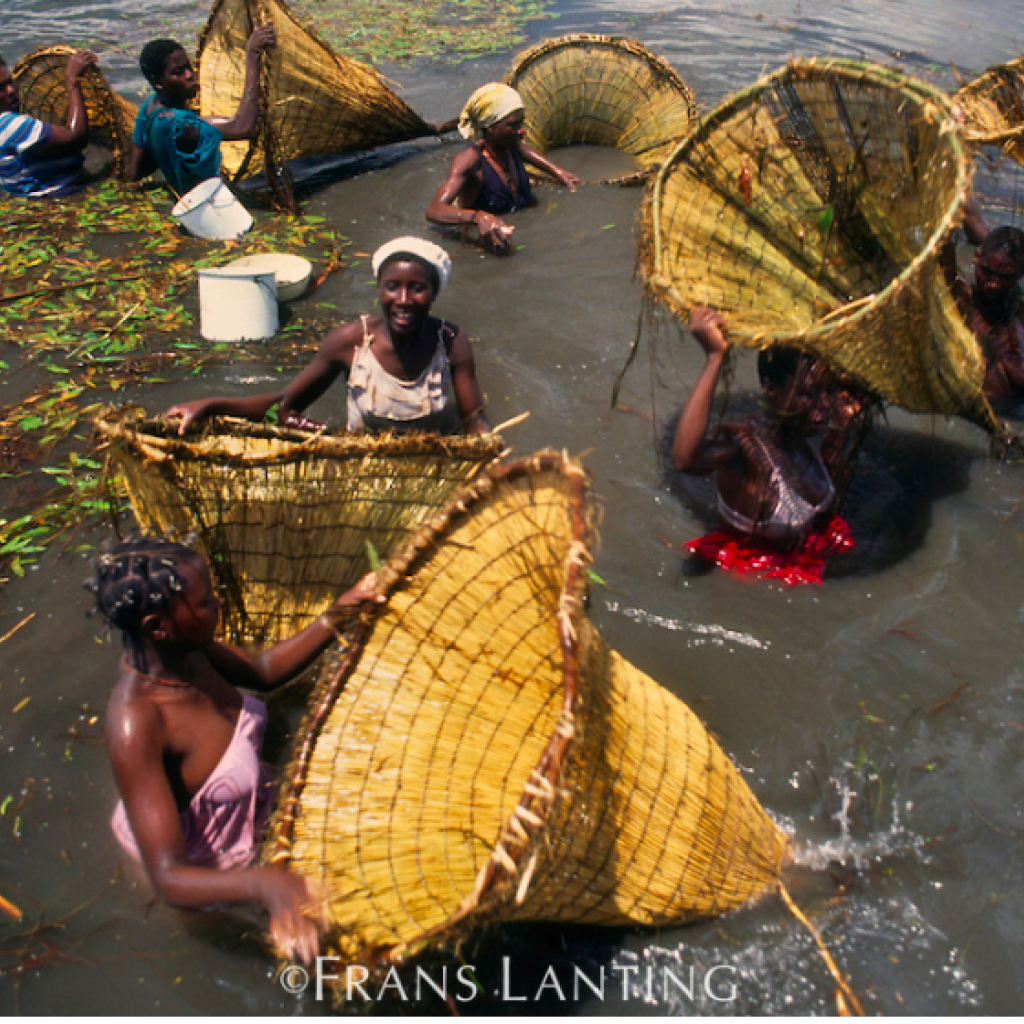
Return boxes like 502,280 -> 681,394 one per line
89,538 -> 381,963
671,306 -> 874,584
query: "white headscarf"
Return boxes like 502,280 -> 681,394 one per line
371,236 -> 452,296
457,83 -> 525,139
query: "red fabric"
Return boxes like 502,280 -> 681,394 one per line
685,514 -> 854,586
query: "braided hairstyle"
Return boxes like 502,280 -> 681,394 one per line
86,538 -> 202,670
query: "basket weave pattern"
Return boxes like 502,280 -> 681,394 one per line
956,56 -> 1024,165
12,45 -> 138,176
198,0 -> 437,205
639,59 -> 995,431
267,454 -> 786,975
95,407 -> 504,645
507,34 -> 699,184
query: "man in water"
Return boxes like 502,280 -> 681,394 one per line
0,48 -> 99,197
943,196 -> 1024,404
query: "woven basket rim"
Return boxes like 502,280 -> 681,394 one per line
197,0 -> 435,204
647,57 -> 972,347
93,405 -> 507,464
507,32 -> 698,186
11,43 -> 136,169
508,32 -> 696,97
267,451 -> 594,955
956,55 -> 1024,146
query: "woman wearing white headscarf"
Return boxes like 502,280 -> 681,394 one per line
426,82 -> 579,251
166,236 -> 490,436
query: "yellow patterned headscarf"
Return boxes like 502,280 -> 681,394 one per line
457,83 -> 525,139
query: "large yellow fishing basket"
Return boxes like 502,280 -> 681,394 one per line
639,59 -> 997,434
266,452 -> 786,987
506,34 -> 699,184
197,0 -> 443,208
12,45 -> 138,177
955,55 -> 1024,168
94,407 -> 505,645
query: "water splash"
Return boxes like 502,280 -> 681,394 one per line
603,598 -> 771,650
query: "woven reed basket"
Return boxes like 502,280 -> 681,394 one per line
266,452 -> 786,979
198,0 -> 439,206
94,407 -> 505,646
506,34 -> 699,185
955,55 -> 1024,167
639,59 -> 998,433
12,45 -> 138,177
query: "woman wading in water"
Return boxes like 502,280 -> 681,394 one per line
93,538 -> 382,963
671,306 -> 874,584
167,237 -> 490,436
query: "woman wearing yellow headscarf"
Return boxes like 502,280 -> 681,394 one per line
426,82 -> 579,251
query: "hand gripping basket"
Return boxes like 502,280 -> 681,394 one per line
12,45 -> 138,177
639,59 -> 998,434
197,0 -> 442,208
265,452 -> 787,984
94,406 -> 505,645
506,34 -> 699,185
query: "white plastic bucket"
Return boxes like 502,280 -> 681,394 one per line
172,178 -> 253,240
198,267 -> 278,342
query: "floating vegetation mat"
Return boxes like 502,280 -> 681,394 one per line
266,452 -> 787,988
289,0 -> 556,66
639,59 -> 997,435
94,408 -> 506,645
506,34 -> 699,184
0,180 -> 349,583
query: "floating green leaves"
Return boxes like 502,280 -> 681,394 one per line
0,179 -> 351,582
290,0 -> 556,64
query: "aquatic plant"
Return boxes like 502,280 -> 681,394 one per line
290,0 -> 556,65
0,179 -> 350,583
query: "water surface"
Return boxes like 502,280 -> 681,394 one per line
3,0 -> 1024,1015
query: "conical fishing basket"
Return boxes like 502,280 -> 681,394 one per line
506,34 -> 699,185
266,452 -> 786,981
639,59 -> 998,434
955,55 -> 1024,167
197,0 -> 439,207
12,46 -> 138,177
94,406 -> 505,645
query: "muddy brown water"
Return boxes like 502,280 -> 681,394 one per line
2,0 -> 1024,1014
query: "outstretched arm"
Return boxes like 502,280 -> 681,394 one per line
166,321 -> 358,434
28,50 -> 98,158
205,574 -> 384,691
165,392 -> 283,435
520,143 -> 581,190
207,25 -> 275,141
275,322 -> 357,427
426,147 -> 514,251
671,307 -> 738,474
